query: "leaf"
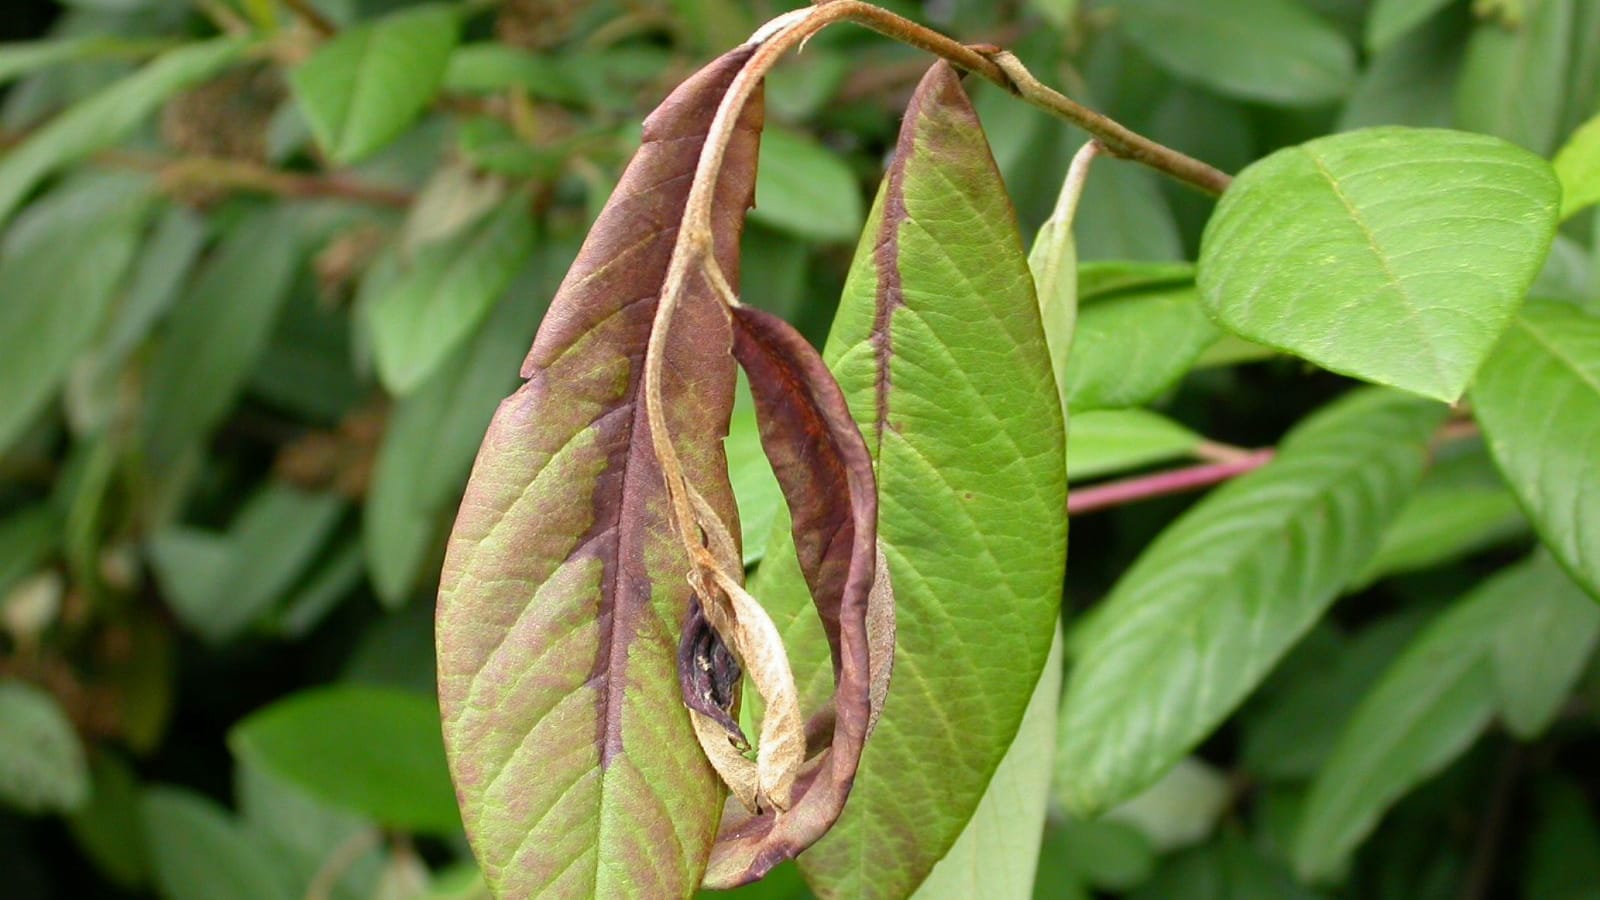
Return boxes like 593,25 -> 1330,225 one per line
1489,554 -> 1600,738
1106,0 -> 1355,106
1292,556 -> 1550,880
912,628 -> 1063,900
1198,127 -> 1560,402
230,686 -> 459,835
0,177 -> 146,455
140,206 -> 302,469
1066,408 -> 1202,481
67,753 -> 149,889
1072,160 -> 1182,262
1455,0 -> 1573,155
365,195 -> 536,394
1042,817 -> 1155,892
0,37 -> 244,227
0,36 -> 163,86
1365,0 -> 1454,50
442,43 -> 584,104
289,4 -> 460,164
1353,446 -> 1527,585
1059,388 -> 1445,815
0,507 -> 59,598
1063,280 -> 1218,410
1339,5 -> 1467,131
0,677 -> 89,814
142,786 -> 295,900
725,388 -> 783,566
1101,757 -> 1231,853
1028,160 -> 1082,420
435,48 -> 762,898
1470,301 -> 1600,599
1554,112 -> 1600,220
1525,779 -> 1600,900
148,484 -> 345,643
364,256 -> 556,605
751,127 -> 863,242
751,63 -> 1066,898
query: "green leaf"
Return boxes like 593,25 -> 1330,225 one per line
1470,301 -> 1600,599
1339,5 -> 1466,130
229,686 -> 459,835
0,677 -> 89,813
365,196 -> 535,394
289,5 -> 460,164
142,786 -> 295,900
726,383 -> 783,566
0,35 -> 171,86
751,127 -> 863,242
148,484 -> 345,643
1525,780 -> 1600,900
0,507 -> 59,598
1063,280 -> 1218,410
913,629 -> 1063,900
1354,446 -> 1527,585
67,754 -> 149,889
0,37 -> 244,227
1455,0 -> 1573,155
1292,556 -> 1554,880
1043,817 -> 1154,892
1101,757 -> 1231,853
1365,0 -> 1454,50
1489,554 -> 1600,738
1072,161 -> 1182,262
1066,408 -> 1202,481
1028,141 -> 1083,423
442,43 -> 584,104
1059,389 -> 1445,815
1554,113 -> 1600,220
1198,127 -> 1560,402
140,206 -> 302,469
0,177 -> 146,455
752,64 -> 1066,898
1106,0 -> 1355,105
364,255 -> 555,604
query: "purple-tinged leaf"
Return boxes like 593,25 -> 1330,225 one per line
435,46 -> 763,898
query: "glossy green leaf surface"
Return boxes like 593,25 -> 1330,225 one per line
1471,301 -> 1600,599
913,629 -> 1062,900
0,677 -> 89,814
1293,554 -> 1588,879
1199,127 -> 1559,402
0,36 -> 244,227
289,5 -> 460,164
142,787 -> 294,900
1063,280 -> 1218,410
1065,409 -> 1201,482
0,176 -> 145,456
1059,389 -> 1445,815
752,127 -> 863,242
1106,0 -> 1355,106
230,685 -> 459,835
366,196 -> 535,394
752,63 -> 1066,898
1554,112 -> 1600,220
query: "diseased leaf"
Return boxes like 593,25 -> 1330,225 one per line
913,628 -> 1062,900
1471,301 -> 1600,599
0,37 -> 244,228
1066,408 -> 1202,482
0,677 -> 89,814
1106,0 -> 1355,106
752,63 -> 1066,898
230,686 -> 459,835
1060,389 -> 1445,815
365,195 -> 536,394
1291,554 -> 1571,879
289,5 -> 460,164
701,303 -> 886,886
1199,127 -> 1559,402
435,48 -> 762,898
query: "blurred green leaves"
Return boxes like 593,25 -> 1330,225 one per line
0,678 -> 89,814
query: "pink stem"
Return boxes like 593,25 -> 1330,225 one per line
1067,448 -> 1277,516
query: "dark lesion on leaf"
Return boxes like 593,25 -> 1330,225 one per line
678,598 -> 749,751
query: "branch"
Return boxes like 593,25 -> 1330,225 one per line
92,148 -> 413,209
283,0 -> 337,37
1068,449 -> 1276,516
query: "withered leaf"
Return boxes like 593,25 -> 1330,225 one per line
699,304 -> 891,889
435,46 -> 763,898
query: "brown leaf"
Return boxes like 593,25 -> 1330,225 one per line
699,304 -> 890,888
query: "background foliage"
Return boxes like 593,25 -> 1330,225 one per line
1,0 -> 1598,897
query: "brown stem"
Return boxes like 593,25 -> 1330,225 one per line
283,0 -> 337,37
95,149 -> 413,209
